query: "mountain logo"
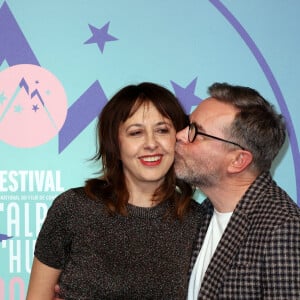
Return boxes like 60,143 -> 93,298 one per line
0,64 -> 68,147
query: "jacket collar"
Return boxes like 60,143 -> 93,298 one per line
196,172 -> 272,298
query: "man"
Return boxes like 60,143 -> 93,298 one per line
175,82 -> 300,299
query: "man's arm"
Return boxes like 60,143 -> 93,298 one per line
53,284 -> 63,300
264,220 -> 300,299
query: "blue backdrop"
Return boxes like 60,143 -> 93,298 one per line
0,1 -> 299,299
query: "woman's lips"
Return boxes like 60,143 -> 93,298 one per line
139,155 -> 163,166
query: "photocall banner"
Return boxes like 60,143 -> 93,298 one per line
0,1 -> 299,299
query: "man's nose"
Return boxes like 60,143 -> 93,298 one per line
176,126 -> 189,143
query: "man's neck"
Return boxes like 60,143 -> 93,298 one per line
201,174 -> 257,213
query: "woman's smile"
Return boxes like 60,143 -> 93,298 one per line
139,154 -> 163,166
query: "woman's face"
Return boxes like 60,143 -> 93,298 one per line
118,101 -> 176,190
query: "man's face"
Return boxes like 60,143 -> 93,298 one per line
174,97 -> 237,188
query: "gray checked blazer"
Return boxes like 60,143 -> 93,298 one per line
189,172 -> 300,299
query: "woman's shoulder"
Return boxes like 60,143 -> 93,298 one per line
187,198 -> 205,217
54,186 -> 86,201
50,186 -> 96,210
54,179 -> 108,203
189,198 -> 203,208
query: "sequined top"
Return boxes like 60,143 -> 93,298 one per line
34,187 -> 203,300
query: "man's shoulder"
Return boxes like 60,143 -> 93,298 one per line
247,183 -> 300,228
266,179 -> 300,217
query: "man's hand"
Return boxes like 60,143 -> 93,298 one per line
53,284 -> 63,300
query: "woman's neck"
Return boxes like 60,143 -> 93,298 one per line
126,180 -> 162,207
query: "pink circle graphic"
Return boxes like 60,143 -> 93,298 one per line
0,64 -> 68,147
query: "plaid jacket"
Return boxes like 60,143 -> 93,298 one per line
189,172 -> 300,299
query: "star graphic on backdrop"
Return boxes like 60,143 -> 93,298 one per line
84,22 -> 118,53
32,104 -> 39,112
171,78 -> 202,114
0,91 -> 7,104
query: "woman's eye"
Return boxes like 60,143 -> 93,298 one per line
156,127 -> 170,134
129,130 -> 142,136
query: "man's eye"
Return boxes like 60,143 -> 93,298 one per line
198,134 -> 206,141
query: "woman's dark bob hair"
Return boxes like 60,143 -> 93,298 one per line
85,82 -> 193,218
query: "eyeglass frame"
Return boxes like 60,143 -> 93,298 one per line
188,122 -> 246,150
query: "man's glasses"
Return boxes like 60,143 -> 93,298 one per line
188,122 -> 245,150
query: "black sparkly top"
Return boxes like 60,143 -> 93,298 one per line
34,188 -> 203,300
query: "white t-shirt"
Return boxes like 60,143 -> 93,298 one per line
187,209 -> 233,300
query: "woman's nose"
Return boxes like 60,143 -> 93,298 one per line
144,133 -> 158,149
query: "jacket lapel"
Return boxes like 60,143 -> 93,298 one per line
199,206 -> 250,299
188,199 -> 213,276
198,172 -> 271,299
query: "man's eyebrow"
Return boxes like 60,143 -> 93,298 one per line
192,121 -> 205,132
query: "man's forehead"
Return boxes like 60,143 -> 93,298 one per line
190,98 -> 237,125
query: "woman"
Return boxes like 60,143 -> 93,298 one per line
26,82 -> 203,300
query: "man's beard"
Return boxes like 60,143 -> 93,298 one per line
175,154 -> 218,188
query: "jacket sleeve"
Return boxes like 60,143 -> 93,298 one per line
263,217 -> 300,299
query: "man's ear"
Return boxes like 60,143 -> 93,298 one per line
228,150 -> 253,173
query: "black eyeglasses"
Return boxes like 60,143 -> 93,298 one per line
188,123 -> 245,150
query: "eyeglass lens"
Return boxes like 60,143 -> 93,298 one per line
188,124 -> 196,142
